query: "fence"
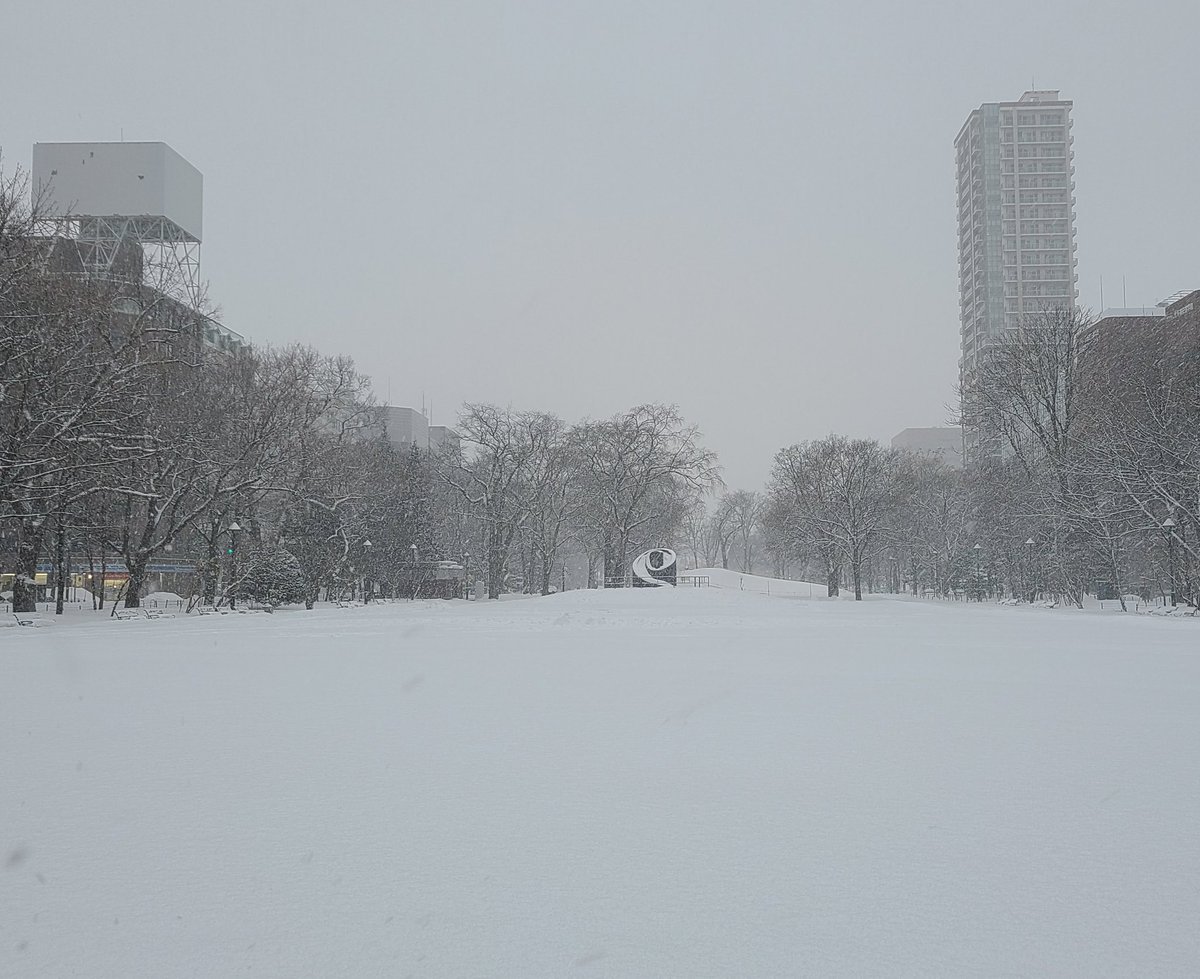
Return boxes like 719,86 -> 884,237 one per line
0,596 -> 187,615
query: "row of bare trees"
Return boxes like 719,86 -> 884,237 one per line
4,157 -> 722,610
1,160 -> 443,612
677,490 -> 763,574
442,403 -> 720,598
10,139 -> 1193,614
757,306 -> 1199,607
955,305 -> 1199,608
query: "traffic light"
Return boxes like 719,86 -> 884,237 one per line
226,547 -> 234,555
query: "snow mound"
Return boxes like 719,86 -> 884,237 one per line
685,567 -> 838,597
142,591 -> 186,604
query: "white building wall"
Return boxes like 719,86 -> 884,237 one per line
382,407 -> 429,448
33,141 -> 203,240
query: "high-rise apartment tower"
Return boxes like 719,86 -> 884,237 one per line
955,91 -> 1077,380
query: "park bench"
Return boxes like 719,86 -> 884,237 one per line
114,608 -> 175,621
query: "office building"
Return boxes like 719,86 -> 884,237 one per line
427,425 -> 460,453
381,406 -> 428,449
32,140 -> 247,357
956,91 -> 1078,381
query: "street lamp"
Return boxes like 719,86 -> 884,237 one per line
973,543 -> 983,602
362,539 -> 372,602
1162,517 -> 1177,607
410,543 -> 418,601
227,521 -> 242,609
463,548 -> 471,600
1025,538 -> 1036,603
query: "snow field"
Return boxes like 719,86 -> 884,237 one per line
2,588 -> 1198,977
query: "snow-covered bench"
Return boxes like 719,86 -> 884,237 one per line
114,608 -> 175,621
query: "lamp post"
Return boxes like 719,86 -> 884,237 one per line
410,543 -> 418,601
1163,517 -> 1177,607
227,521 -> 242,609
973,542 -> 983,602
463,548 -> 471,600
362,539 -> 372,602
1025,538 -> 1035,603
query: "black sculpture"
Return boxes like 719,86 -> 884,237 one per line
632,548 -> 677,587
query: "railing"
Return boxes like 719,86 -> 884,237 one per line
0,597 -> 187,614
599,574 -> 709,588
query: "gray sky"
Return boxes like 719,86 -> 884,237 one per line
5,1 -> 1198,489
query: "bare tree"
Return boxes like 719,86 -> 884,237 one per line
768,436 -> 901,600
725,490 -> 762,573
511,412 -> 584,595
574,404 -> 719,585
440,404 -> 541,599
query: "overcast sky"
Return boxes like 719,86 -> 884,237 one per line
5,1 -> 1198,488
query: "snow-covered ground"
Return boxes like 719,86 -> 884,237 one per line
3,588 -> 1198,977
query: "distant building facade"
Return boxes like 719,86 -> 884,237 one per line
1164,288 -> 1200,320
379,407 -> 459,453
956,91 -> 1078,382
1081,288 -> 1199,368
1080,289 -> 1198,354
381,406 -> 427,449
891,427 -> 963,468
31,140 -> 246,358
427,425 -> 460,453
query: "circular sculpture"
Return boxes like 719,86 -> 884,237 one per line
632,548 -> 678,587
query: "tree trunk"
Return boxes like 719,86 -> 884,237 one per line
203,524 -> 219,604
124,557 -> 149,608
487,523 -> 504,600
55,522 -> 66,615
12,537 -> 41,613
825,558 -> 840,598
603,540 -> 624,587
